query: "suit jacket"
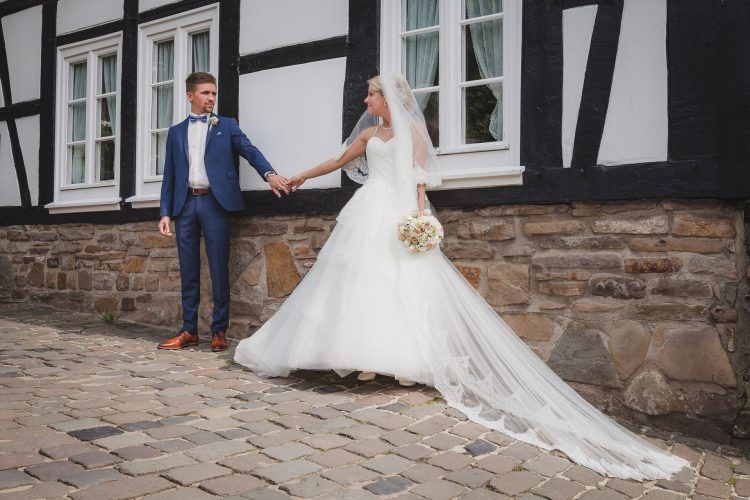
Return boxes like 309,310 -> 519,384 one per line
159,114 -> 275,217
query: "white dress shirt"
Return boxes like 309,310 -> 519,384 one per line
188,114 -> 210,188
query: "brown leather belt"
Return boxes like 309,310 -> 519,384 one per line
189,187 -> 210,195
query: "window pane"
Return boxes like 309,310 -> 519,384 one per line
68,145 -> 85,184
98,96 -> 116,137
418,91 -> 439,147
153,39 -> 174,83
403,0 -> 439,31
403,32 -> 439,92
70,62 -> 87,100
464,83 -> 502,143
465,0 -> 502,19
191,31 -> 210,72
151,84 -> 173,129
97,140 -> 115,181
99,54 -> 117,94
464,20 -> 503,82
69,102 -> 86,142
151,131 -> 168,176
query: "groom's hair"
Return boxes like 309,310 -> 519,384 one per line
186,72 -> 216,92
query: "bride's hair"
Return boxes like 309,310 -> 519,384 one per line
367,75 -> 383,94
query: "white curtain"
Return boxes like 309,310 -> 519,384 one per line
467,0 -> 503,140
191,31 -> 210,72
100,55 -> 117,136
404,0 -> 439,111
154,40 -> 173,175
70,62 -> 87,184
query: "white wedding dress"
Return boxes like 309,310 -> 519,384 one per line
234,137 -> 689,480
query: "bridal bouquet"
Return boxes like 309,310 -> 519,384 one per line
397,210 -> 444,253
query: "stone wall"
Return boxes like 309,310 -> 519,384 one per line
1,198 -> 748,442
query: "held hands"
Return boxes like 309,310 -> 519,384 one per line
288,174 -> 306,192
158,216 -> 173,237
267,174 -> 291,198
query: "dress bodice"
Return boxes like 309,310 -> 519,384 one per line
364,137 -> 395,182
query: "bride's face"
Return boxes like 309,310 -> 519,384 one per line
364,88 -> 386,117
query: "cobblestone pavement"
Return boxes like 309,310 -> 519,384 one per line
1,303 -> 748,499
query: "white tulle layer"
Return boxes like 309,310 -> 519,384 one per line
234,145 -> 689,481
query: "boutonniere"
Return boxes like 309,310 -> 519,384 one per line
208,116 -> 219,126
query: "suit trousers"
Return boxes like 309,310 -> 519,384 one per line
174,192 -> 231,334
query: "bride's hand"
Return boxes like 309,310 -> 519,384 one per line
289,174 -> 306,191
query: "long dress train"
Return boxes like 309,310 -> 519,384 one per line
234,137 -> 689,480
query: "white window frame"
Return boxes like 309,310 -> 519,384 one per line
47,33 -> 122,214
381,0 -> 524,189
126,4 -> 219,209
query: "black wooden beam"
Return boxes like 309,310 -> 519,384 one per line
562,0 -> 603,9
237,36 -> 348,75
0,21 -> 30,207
341,0 -> 380,187
0,0 -> 46,18
217,0 -> 240,118
520,0 -> 563,171
138,0 -> 217,24
0,99 -> 41,122
56,20 -> 124,47
38,0 -> 56,206
118,0 -> 139,204
569,0 -> 623,169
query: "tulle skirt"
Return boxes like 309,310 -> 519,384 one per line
234,179 -> 689,481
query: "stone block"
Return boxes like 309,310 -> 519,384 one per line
443,241 -> 496,259
657,326 -> 736,387
163,462 -> 231,486
608,320 -> 651,379
363,476 -> 413,495
264,242 -> 301,298
633,302 -> 707,320
624,370 -> 681,415
539,235 -> 626,250
533,253 -> 622,269
688,255 -> 737,279
625,258 -> 682,274
592,216 -> 669,234
538,281 -> 587,296
652,277 -> 712,298
672,214 -> 735,238
589,275 -> 646,299
627,237 -> 724,253
234,220 -> 289,236
489,471 -> 544,496
456,265 -> 481,289
458,219 -> 516,241
487,262 -> 529,305
548,321 -> 621,388
524,220 -> 585,236
502,314 -> 555,341
94,298 -> 118,314
69,474 -> 173,500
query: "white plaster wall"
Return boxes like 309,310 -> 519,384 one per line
0,122 -> 21,207
598,0 -> 667,166
240,0 -> 348,53
56,0 -> 122,35
238,58 -> 346,190
562,5 -> 597,168
2,6 -> 42,102
16,116 -> 40,206
139,0 -> 177,13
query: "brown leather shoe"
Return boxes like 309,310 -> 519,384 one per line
211,331 -> 229,352
157,331 -> 199,350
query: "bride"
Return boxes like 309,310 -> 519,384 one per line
234,74 -> 689,480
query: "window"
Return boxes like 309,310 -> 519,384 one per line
381,0 -> 523,188
47,34 -> 122,214
127,5 -> 218,208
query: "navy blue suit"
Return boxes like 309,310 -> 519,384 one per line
160,114 -> 274,334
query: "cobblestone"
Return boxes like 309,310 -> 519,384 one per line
0,305 -> 735,500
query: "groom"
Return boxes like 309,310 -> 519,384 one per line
157,71 -> 289,352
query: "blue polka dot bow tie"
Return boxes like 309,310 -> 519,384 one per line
189,114 -> 208,123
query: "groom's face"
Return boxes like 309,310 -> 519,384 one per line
187,83 -> 217,115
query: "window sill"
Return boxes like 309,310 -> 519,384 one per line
124,194 -> 160,209
436,141 -> 510,155
60,181 -> 117,191
45,197 -> 122,214
432,165 -> 525,190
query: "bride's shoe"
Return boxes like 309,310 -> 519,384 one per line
357,371 -> 376,382
398,378 -> 416,387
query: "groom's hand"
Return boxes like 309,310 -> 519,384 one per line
159,216 -> 172,237
268,174 -> 290,198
